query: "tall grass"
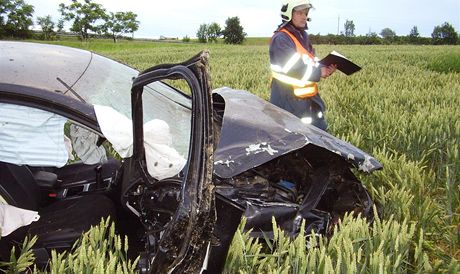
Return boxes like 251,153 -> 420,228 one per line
0,236 -> 37,273
224,214 -> 434,273
0,218 -> 138,273
20,40 -> 460,271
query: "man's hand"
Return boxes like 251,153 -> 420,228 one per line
321,64 -> 337,78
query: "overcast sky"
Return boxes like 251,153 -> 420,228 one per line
27,0 -> 460,38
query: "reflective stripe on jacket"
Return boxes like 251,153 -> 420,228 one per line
269,23 -> 327,131
270,28 -> 320,98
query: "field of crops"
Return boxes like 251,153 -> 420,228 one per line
39,39 -> 459,272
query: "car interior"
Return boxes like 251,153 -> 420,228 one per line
0,159 -> 120,267
0,103 -> 124,267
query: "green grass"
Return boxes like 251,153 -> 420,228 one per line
428,52 -> 460,73
17,39 -> 460,272
225,214 -> 435,273
0,219 -> 138,274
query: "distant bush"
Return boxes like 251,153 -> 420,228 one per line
432,22 -> 459,45
309,33 -> 457,45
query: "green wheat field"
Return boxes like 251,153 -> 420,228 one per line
32,39 -> 460,273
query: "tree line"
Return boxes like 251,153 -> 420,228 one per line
195,18 -> 458,45
0,0 -> 139,42
324,19 -> 459,45
196,17 -> 247,44
1,1 -> 458,45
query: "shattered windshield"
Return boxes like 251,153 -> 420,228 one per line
73,54 -> 192,155
0,42 -> 191,157
70,54 -> 192,144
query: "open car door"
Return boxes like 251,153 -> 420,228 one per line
121,51 -> 216,273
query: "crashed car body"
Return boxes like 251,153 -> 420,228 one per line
0,41 -> 381,273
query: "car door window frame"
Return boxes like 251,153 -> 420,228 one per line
129,52 -> 215,273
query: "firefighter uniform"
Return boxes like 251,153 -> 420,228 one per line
269,23 -> 327,131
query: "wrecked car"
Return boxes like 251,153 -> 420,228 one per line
0,41 -> 381,273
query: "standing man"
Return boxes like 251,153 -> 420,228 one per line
270,0 -> 336,131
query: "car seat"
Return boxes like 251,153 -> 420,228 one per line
0,161 -> 116,267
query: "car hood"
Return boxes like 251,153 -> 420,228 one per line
212,87 -> 382,178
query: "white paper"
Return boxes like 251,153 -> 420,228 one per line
331,50 -> 348,59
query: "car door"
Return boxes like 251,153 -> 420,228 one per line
122,51 -> 216,273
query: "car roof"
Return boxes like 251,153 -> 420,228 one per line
0,41 -> 142,129
0,42 -> 104,131
0,41 -> 92,93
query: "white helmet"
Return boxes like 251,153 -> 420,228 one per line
280,0 -> 313,22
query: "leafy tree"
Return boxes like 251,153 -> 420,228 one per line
408,26 -> 420,43
409,26 -> 419,38
380,28 -> 396,39
1,0 -> 9,37
197,23 -> 208,43
0,0 -> 6,27
57,18 -> 65,32
380,27 -> 397,43
0,0 -> 34,38
344,19 -> 355,37
222,16 -> 246,44
104,11 -> 139,42
207,22 -> 221,43
122,11 -> 139,39
431,22 -> 458,45
59,0 -> 107,41
37,15 -> 55,40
